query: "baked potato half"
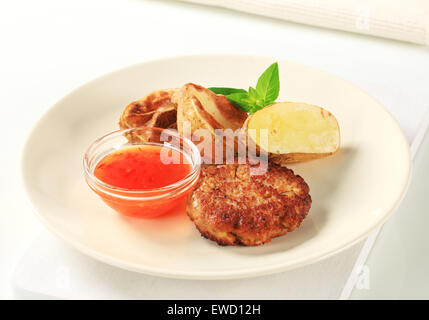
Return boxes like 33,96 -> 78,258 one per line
244,102 -> 340,164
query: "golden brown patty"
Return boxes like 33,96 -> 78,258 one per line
187,163 -> 311,246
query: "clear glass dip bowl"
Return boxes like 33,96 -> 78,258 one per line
84,127 -> 201,218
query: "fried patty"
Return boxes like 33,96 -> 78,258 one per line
187,163 -> 311,246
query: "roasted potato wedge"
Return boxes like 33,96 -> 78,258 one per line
174,83 -> 247,132
244,102 -> 340,164
173,83 -> 248,161
119,88 -> 178,142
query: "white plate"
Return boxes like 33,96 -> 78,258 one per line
22,54 -> 412,279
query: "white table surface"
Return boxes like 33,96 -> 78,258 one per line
351,125 -> 429,299
1,0 -> 429,299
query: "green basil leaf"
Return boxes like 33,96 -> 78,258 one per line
248,86 -> 264,110
255,62 -> 279,105
225,92 -> 253,113
208,87 -> 247,95
248,86 -> 258,100
209,62 -> 280,114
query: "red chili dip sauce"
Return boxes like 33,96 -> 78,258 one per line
92,145 -> 194,218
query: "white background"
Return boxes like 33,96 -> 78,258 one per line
1,0 -> 429,299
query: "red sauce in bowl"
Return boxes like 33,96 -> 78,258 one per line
94,146 -> 191,190
91,145 -> 195,218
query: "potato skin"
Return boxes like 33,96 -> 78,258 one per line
268,152 -> 335,165
174,84 -> 215,136
173,83 -> 248,161
119,89 -> 178,142
187,163 -> 311,246
119,88 -> 178,129
174,83 -> 248,132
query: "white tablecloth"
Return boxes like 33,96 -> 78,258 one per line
2,0 -> 429,299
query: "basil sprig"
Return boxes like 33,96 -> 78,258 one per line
208,62 -> 280,114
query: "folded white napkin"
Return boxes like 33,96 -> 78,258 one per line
182,0 -> 429,45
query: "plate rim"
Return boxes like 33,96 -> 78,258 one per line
20,53 -> 413,279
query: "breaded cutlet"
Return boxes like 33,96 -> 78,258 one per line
187,163 -> 311,246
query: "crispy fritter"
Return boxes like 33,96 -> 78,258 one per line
187,163 -> 311,246
119,89 -> 178,142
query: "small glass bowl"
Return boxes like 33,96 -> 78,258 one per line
83,127 -> 201,218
